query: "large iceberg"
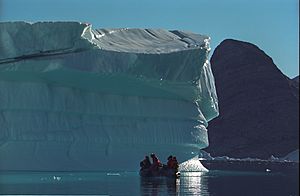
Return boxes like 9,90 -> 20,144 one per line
0,22 -> 218,171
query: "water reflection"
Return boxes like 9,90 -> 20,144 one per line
140,171 -> 298,196
140,172 -> 209,196
180,172 -> 209,195
140,176 -> 179,195
0,171 -> 297,195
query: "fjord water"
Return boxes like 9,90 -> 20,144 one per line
0,171 -> 298,195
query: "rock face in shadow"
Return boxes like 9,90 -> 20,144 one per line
292,76 -> 299,88
206,39 -> 299,159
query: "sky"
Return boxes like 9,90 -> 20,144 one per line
0,0 -> 298,78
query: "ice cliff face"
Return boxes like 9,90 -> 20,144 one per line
0,22 -> 218,171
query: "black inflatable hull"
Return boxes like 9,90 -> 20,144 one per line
139,168 -> 180,178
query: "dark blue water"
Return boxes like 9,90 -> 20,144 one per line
0,171 -> 298,195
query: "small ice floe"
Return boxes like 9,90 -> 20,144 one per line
53,176 -> 62,181
269,155 -> 280,162
106,173 -> 120,176
265,169 -> 271,172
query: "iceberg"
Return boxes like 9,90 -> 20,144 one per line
0,22 -> 218,171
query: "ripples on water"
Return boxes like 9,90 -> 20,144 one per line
0,171 -> 298,195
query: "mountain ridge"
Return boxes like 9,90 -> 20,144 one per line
206,39 -> 299,159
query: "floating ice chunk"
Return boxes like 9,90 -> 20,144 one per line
179,156 -> 208,172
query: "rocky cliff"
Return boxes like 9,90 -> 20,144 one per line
292,76 -> 299,88
206,39 -> 299,159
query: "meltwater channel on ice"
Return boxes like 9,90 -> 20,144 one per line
0,22 -> 219,171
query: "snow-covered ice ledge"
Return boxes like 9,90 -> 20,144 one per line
0,22 -> 218,171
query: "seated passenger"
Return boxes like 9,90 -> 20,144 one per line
150,153 -> 162,171
172,157 -> 179,172
140,156 -> 151,170
167,155 -> 173,169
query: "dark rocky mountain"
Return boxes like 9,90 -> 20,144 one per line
205,39 -> 299,159
292,76 -> 299,88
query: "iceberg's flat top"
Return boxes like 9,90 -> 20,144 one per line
0,21 -> 210,59
92,28 -> 210,53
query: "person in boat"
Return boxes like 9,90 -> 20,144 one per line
160,155 -> 173,175
167,155 -> 173,169
172,156 -> 179,172
150,153 -> 162,172
140,156 -> 151,170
